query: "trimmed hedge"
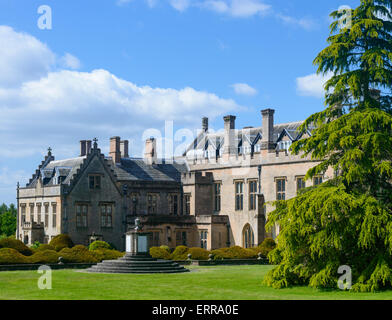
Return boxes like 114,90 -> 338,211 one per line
88,240 -> 112,251
28,250 -> 59,264
90,248 -> 124,261
188,247 -> 210,260
211,246 -> 257,260
257,238 -> 276,257
36,244 -> 55,252
150,244 -> 274,261
170,246 -> 189,260
49,234 -> 74,252
0,248 -> 29,264
150,247 -> 171,260
59,245 -> 98,263
0,238 -> 33,256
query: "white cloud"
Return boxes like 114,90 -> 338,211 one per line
60,53 -> 81,70
0,26 -> 241,160
276,13 -> 316,31
231,83 -> 258,96
200,0 -> 271,17
169,0 -> 190,11
0,26 -> 55,88
296,72 -> 333,98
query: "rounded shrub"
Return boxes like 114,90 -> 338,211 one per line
257,238 -> 277,257
0,248 -> 29,264
59,245 -> 98,263
88,240 -> 112,251
170,246 -> 189,260
90,248 -> 124,262
0,238 -> 33,256
150,247 -> 171,260
49,234 -> 74,252
28,250 -> 59,264
36,244 -> 55,252
160,245 -> 171,253
188,247 -> 210,260
211,246 -> 257,260
30,241 -> 41,250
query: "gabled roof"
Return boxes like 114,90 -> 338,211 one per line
114,158 -> 188,183
184,121 -> 305,154
25,143 -> 188,189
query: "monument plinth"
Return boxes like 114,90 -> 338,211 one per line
125,218 -> 151,256
87,218 -> 189,274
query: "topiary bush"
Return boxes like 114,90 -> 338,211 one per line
90,248 -> 124,262
36,244 -> 55,252
59,245 -> 98,263
150,247 -> 171,260
88,240 -> 112,251
170,246 -> 189,260
0,248 -> 29,264
49,234 -> 74,252
188,247 -> 210,260
28,250 -> 59,264
160,245 -> 171,253
0,238 -> 33,256
30,241 -> 41,250
211,246 -> 257,260
257,238 -> 277,257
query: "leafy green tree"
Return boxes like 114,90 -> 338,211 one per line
264,0 -> 392,292
0,204 -> 16,237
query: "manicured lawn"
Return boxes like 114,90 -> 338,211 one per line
0,265 -> 391,300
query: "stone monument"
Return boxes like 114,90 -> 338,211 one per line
87,219 -> 189,274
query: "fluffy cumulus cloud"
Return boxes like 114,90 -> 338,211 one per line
0,26 -> 56,88
0,26 -> 240,161
296,72 -> 333,98
231,83 -> 258,96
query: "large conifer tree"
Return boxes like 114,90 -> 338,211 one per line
264,0 -> 392,292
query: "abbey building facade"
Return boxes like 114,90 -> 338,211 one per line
16,109 -> 334,251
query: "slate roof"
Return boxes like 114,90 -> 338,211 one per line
26,155 -> 188,188
185,121 -> 308,154
114,158 -> 188,183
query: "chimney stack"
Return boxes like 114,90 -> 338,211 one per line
109,136 -> 121,164
80,140 -> 92,157
223,115 -> 236,156
80,140 -> 86,157
261,109 -> 275,150
202,117 -> 209,132
120,140 -> 129,158
144,137 -> 157,165
86,140 -> 92,155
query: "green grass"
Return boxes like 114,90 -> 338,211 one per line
0,265 -> 391,300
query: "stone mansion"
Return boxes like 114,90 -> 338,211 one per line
16,109 -> 334,251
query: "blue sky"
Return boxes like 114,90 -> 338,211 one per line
0,0 -> 359,204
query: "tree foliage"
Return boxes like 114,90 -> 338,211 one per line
0,204 -> 16,237
265,0 -> 392,292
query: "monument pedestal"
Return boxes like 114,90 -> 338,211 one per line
86,218 -> 189,274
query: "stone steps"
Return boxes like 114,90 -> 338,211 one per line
86,254 -> 189,274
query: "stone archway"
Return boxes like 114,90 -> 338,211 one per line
242,224 -> 254,248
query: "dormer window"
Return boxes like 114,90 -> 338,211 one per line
89,174 -> 101,190
277,141 -> 292,151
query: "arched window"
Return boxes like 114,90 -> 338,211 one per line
242,224 -> 254,248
